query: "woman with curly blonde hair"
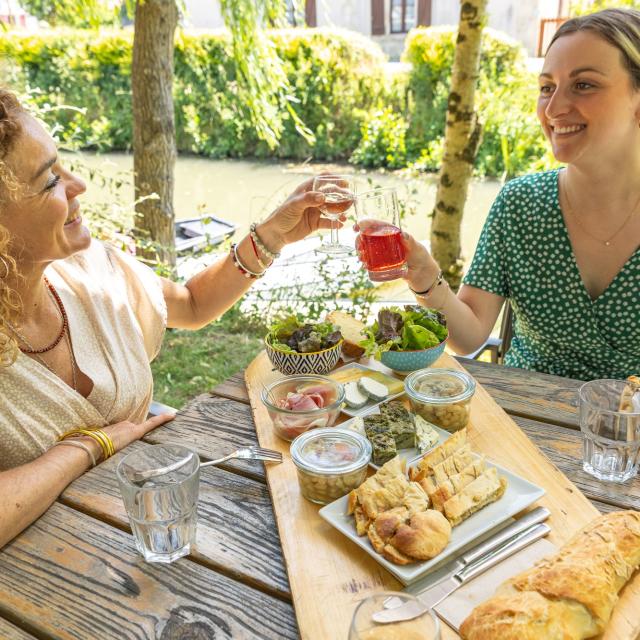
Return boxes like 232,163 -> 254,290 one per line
0,88 -> 343,547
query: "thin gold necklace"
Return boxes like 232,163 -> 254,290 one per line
563,172 -> 640,247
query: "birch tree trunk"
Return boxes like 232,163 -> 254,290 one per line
430,0 -> 487,290
131,0 -> 178,269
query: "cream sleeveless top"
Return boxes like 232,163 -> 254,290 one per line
0,240 -> 167,470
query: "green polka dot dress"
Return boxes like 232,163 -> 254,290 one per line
463,169 -> 640,381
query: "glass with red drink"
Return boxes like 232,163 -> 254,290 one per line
355,187 -> 408,281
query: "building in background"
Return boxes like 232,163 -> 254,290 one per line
182,0 -> 569,60
0,0 -> 37,28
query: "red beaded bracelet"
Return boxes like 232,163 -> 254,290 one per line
230,243 -> 265,279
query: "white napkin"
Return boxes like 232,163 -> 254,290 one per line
433,538 -> 557,631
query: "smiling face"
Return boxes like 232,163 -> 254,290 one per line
0,113 -> 89,269
537,30 -> 640,167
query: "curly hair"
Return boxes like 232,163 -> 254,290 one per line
0,89 -> 25,368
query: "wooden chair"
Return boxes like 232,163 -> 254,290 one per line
460,302 -> 514,365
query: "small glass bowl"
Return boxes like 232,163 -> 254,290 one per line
404,368 -> 476,432
349,591 -> 441,640
261,375 -> 345,442
290,428 -> 371,504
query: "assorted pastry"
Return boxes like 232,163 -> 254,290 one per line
619,374 -> 640,412
460,510 -> 640,640
347,430 -> 508,565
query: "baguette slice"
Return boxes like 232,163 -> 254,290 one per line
409,428 -> 467,481
443,467 -> 507,526
326,310 -> 366,357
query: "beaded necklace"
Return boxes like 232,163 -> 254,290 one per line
7,277 -> 78,391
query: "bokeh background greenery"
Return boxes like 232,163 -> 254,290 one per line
0,26 -> 556,179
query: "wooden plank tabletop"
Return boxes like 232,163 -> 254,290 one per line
1,356 -> 638,640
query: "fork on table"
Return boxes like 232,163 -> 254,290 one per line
126,446 -> 283,483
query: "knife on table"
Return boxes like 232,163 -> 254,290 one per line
373,519 -> 551,624
382,506 -> 550,611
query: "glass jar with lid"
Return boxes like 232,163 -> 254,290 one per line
290,428 -> 372,505
404,368 -> 476,432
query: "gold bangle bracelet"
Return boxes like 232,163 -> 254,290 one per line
91,429 -> 115,457
59,429 -> 115,461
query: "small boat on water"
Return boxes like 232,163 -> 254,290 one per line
175,215 -> 236,253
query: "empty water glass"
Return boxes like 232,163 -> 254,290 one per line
579,379 -> 640,483
349,592 -> 440,640
117,444 -> 200,563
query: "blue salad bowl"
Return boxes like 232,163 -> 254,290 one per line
380,339 -> 447,373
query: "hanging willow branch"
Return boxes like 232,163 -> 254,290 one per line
219,0 -> 315,148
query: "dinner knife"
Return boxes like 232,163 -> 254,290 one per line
384,506 -> 550,610
372,522 -> 551,624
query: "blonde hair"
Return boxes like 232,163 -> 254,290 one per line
0,89 -> 25,367
549,8 -> 640,90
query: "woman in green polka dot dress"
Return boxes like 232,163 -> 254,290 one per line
400,8 -> 640,381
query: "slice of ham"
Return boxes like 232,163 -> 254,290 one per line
278,392 -> 323,412
294,383 -> 336,406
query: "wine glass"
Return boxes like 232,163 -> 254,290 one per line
354,187 -> 408,281
313,175 -> 356,256
349,592 -> 441,640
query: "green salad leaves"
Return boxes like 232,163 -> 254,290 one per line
267,316 -> 343,354
360,306 -> 448,359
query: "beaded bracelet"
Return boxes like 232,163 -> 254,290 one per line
230,243 -> 265,279
250,223 -> 280,261
51,439 -> 97,467
249,234 -> 270,271
410,270 -> 443,298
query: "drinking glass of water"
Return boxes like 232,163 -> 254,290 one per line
313,174 -> 355,256
117,444 -> 200,563
349,592 -> 440,640
579,379 -> 640,483
355,187 -> 408,281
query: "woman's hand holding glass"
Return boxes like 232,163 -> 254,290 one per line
253,176 -> 349,255
313,174 -> 356,256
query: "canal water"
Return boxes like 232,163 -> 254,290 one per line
63,151 -> 503,265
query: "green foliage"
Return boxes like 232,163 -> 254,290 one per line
151,304 -> 265,408
571,0 -> 640,14
350,107 -> 407,169
218,0 -> 314,149
351,26 -> 556,177
1,28 -> 386,162
400,26 -> 552,177
20,0 -> 119,27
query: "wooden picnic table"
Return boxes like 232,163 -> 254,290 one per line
0,358 -> 638,639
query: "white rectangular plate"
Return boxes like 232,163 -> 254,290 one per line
328,363 -> 405,417
318,459 -> 545,585
339,406 -> 452,470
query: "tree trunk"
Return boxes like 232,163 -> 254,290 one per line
131,0 -> 178,269
430,0 -> 487,291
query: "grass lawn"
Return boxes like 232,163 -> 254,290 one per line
151,305 -> 265,409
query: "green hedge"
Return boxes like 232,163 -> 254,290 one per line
0,28 -> 387,160
0,26 -> 556,176
352,26 -> 555,177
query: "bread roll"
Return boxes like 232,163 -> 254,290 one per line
326,310 -> 366,357
460,510 -> 640,640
